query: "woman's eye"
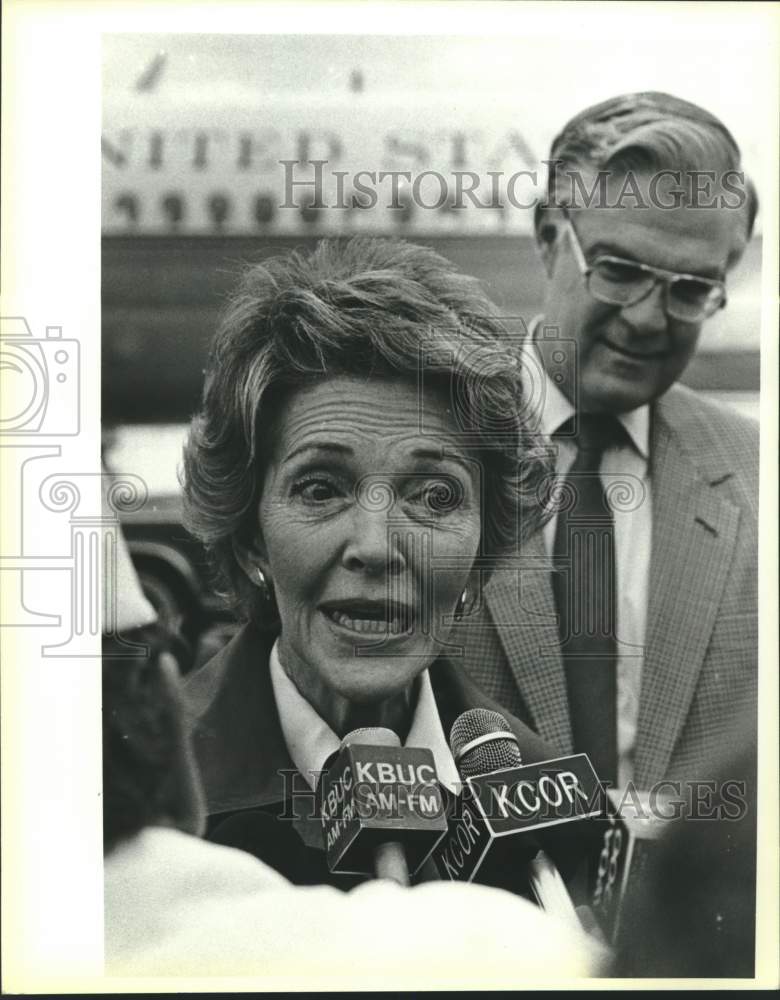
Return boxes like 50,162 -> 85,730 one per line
409,479 -> 464,515
294,478 -> 341,504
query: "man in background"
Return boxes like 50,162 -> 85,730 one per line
462,91 -> 758,796
457,92 -> 758,975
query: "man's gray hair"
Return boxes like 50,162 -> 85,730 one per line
541,91 -> 758,237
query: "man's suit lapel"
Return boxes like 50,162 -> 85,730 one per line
482,384 -> 743,786
483,528 -> 574,753
430,657 -> 558,763
634,389 -> 742,787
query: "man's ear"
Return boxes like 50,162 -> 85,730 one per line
534,205 -> 566,277
233,532 -> 270,587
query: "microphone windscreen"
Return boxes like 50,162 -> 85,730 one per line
450,708 -> 523,778
341,727 -> 401,749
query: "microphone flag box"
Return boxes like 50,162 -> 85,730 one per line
588,787 -> 673,943
432,754 -> 602,885
319,742 -> 447,876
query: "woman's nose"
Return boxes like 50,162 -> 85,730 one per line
341,506 -> 407,576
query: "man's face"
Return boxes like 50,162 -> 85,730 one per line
536,174 -> 747,413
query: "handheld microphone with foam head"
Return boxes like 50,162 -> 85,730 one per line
318,726 -> 447,885
453,708 -> 525,776
432,709 -> 602,904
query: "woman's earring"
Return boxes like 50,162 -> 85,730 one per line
253,567 -> 270,597
454,587 -> 469,623
250,565 -> 278,621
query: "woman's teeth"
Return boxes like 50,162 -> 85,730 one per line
328,610 -> 405,634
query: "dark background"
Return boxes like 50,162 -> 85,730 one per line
103,234 -> 760,425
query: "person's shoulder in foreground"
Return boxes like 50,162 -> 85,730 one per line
105,824 -> 604,985
103,626 -> 605,985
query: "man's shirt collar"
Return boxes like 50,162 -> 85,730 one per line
524,316 -> 650,461
270,641 -> 461,793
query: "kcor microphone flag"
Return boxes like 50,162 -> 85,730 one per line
433,709 -> 603,889
432,753 -> 603,884
318,728 -> 447,877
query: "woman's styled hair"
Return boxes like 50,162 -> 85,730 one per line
182,237 -> 550,625
541,91 -> 758,241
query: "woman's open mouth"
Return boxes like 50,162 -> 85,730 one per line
319,599 -> 414,636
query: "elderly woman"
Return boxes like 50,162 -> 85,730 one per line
182,237 -> 553,887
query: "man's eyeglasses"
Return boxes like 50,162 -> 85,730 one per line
563,211 -> 727,323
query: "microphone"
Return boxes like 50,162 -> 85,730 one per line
527,851 -> 584,930
587,787 -> 674,944
318,726 -> 448,885
431,709 -> 602,913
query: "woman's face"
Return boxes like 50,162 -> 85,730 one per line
242,376 -> 482,722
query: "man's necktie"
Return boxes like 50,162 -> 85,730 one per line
552,414 -> 625,787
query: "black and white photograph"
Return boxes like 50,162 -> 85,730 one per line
2,1 -> 778,991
